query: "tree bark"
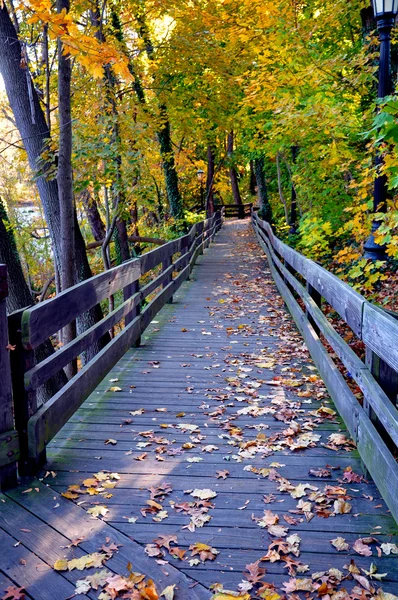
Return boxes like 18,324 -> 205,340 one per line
289,146 -> 298,233
206,145 -> 215,217
276,152 -> 289,223
227,131 -> 242,205
0,198 -> 67,402
91,4 -> 131,264
249,160 -> 257,196
81,190 -> 106,241
254,156 -> 272,223
0,4 -> 107,359
57,0 -> 76,374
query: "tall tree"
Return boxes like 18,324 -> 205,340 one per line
0,2 -> 106,355
254,156 -> 272,223
0,198 -> 67,401
227,131 -> 243,205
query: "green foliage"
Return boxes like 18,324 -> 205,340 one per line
296,215 -> 334,260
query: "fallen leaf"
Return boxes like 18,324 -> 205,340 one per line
331,537 -> 350,551
353,538 -> 372,556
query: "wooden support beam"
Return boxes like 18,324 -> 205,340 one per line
0,265 -> 18,489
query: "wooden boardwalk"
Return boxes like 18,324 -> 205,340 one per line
1,219 -> 397,599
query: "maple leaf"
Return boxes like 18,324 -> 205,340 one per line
160,584 -> 176,600
101,542 -> 121,553
216,470 -> 230,480
148,482 -> 172,500
104,574 -> 130,598
1,586 -> 26,600
281,578 -> 315,592
145,543 -> 163,557
153,534 -> 177,550
258,510 -> 278,527
333,499 -> 352,514
244,559 -> 266,584
190,488 -> 217,500
309,468 -> 331,478
331,537 -> 350,551
342,466 -> 363,483
190,542 -> 219,561
169,546 -> 186,560
380,542 -> 398,555
87,505 -> 109,518
267,525 -> 288,537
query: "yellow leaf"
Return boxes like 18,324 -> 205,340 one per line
54,559 -> 68,571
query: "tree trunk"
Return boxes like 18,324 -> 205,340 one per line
127,7 -> 184,221
57,0 -> 76,375
254,156 -> 272,223
249,160 -> 257,196
0,198 -> 67,403
276,152 -> 289,223
290,146 -> 298,234
206,145 -> 215,217
0,4 -> 107,359
227,131 -> 242,205
157,105 -> 184,220
81,190 -> 106,241
91,4 -> 131,264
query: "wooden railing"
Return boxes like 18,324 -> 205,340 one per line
252,211 -> 398,523
223,203 -> 253,219
189,203 -> 253,219
0,210 -> 223,487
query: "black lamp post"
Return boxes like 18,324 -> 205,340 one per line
197,169 -> 205,211
364,0 -> 398,260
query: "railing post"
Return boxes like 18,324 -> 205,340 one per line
306,282 -> 321,337
162,253 -> 173,304
0,266 -> 18,489
8,308 -> 44,475
124,279 -> 141,346
239,204 -> 244,219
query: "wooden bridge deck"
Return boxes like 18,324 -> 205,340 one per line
1,220 -> 397,598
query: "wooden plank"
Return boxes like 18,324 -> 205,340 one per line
27,266 -> 191,457
0,527 -> 82,600
255,221 -> 398,524
22,258 -> 141,350
267,242 -> 398,446
0,265 -> 17,488
7,481 -> 209,600
0,430 -> 19,468
24,292 -> 140,391
362,302 -> 398,374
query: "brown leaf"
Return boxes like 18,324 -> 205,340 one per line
353,538 -> 372,557
244,559 -> 266,584
153,534 -> 178,550
189,542 -> 219,562
216,470 -> 230,479
1,587 -> 26,600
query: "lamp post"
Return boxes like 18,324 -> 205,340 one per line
364,0 -> 398,260
197,169 -> 205,211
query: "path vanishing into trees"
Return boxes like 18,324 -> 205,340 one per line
0,219 -> 398,599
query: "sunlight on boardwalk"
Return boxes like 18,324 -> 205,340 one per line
1,220 -> 397,599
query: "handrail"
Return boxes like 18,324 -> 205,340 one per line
6,210 -> 223,475
223,203 -> 253,219
252,211 -> 398,524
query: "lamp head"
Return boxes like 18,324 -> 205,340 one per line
372,0 -> 398,20
197,169 -> 205,182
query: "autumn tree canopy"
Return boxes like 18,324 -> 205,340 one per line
0,0 -> 397,301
